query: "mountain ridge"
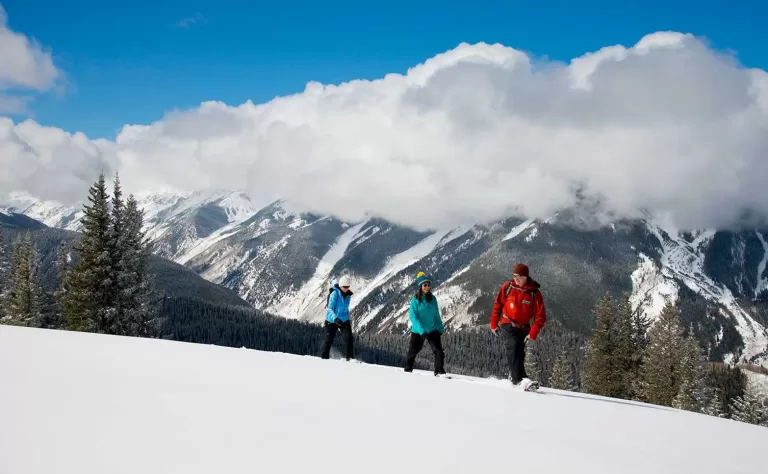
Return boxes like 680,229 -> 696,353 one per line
4,190 -> 768,364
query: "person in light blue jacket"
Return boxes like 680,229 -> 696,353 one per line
404,272 -> 446,376
320,275 -> 354,361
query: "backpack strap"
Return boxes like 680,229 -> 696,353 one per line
504,280 -> 514,301
325,287 -> 335,309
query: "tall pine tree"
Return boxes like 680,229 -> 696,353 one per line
614,294 -> 637,399
1,232 -> 43,327
636,301 -> 686,407
672,332 -> 713,413
62,173 -> 113,332
119,194 -> 157,337
581,294 -> 618,396
53,242 -> 70,323
108,172 -> 126,333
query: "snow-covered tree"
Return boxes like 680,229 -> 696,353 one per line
108,172 -> 126,333
524,334 -> 543,382
61,174 -> 157,337
730,377 -> 768,427
702,388 -> 727,418
53,242 -> 70,322
636,302 -> 686,407
549,350 -> 576,391
581,294 -> 618,396
119,195 -> 157,337
1,232 -> 43,327
671,334 -> 711,412
62,173 -> 113,332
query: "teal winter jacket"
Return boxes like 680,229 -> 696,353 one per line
408,294 -> 445,335
325,285 -> 352,323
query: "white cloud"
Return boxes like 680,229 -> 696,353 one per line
174,13 -> 207,29
0,118 -> 116,203
2,32 -> 768,231
0,5 -> 60,113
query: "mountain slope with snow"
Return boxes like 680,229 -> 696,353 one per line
0,325 -> 765,474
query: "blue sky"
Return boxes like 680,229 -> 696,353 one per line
3,0 -> 767,139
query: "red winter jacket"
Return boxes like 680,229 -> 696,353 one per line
490,278 -> 547,340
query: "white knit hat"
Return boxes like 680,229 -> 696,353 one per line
338,275 -> 351,288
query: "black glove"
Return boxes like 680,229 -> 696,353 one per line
334,318 -> 343,327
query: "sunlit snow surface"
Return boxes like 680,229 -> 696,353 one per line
1,326 -> 766,474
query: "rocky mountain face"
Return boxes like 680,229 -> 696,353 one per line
4,190 -> 768,364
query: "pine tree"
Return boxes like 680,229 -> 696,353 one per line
702,387 -> 727,418
62,173 -> 113,332
108,172 -> 125,333
549,350 -> 576,391
120,195 -> 157,337
1,232 -> 43,327
614,294 -> 636,399
636,301 -> 686,407
524,341 -> 543,382
730,377 -> 768,427
672,376 -> 698,411
53,242 -> 70,321
581,294 -> 618,396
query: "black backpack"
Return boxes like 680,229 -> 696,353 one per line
324,287 -> 335,309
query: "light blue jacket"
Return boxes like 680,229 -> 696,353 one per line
325,285 -> 352,323
408,295 -> 445,335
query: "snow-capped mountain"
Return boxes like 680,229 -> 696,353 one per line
2,191 -> 83,231
4,190 -> 768,364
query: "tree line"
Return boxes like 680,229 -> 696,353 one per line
576,293 -> 767,427
0,173 -> 157,337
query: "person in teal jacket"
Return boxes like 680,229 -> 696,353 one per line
404,272 -> 447,376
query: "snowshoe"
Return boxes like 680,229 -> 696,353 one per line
520,378 -> 540,392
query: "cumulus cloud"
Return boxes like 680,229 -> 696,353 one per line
2,31 -> 768,231
0,118 -> 116,203
0,5 -> 60,113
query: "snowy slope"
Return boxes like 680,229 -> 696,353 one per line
1,325 -> 765,474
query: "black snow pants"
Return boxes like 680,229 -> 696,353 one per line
500,324 -> 530,384
404,331 -> 446,375
321,320 -> 354,360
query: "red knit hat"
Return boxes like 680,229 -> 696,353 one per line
513,264 -> 529,277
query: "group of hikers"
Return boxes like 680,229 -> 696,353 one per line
319,263 -> 547,391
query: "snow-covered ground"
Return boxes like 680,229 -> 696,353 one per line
1,326 -> 766,474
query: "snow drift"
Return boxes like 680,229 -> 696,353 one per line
1,325 -> 766,474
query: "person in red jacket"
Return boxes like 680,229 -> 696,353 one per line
490,263 -> 546,391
